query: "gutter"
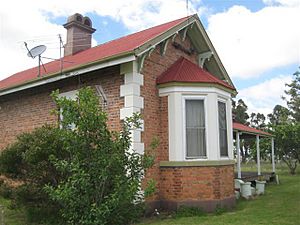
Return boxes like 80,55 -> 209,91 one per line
0,52 -> 135,96
233,128 -> 274,138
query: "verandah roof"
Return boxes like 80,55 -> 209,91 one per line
233,122 -> 273,138
233,121 -> 276,179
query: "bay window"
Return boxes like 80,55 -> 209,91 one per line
218,101 -> 228,157
185,99 -> 207,158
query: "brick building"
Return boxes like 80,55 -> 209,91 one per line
0,13 -> 237,212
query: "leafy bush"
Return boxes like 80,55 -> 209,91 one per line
44,87 -> 155,225
0,87 -> 155,225
0,126 -> 69,223
175,205 -> 205,218
214,204 -> 227,215
0,180 -> 12,199
273,123 -> 300,174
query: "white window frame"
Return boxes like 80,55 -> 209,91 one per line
182,95 -> 208,160
159,86 -> 234,161
217,97 -> 230,159
58,90 -> 78,129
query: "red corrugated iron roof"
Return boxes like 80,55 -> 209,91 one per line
0,16 -> 190,91
233,122 -> 272,137
156,56 -> 235,90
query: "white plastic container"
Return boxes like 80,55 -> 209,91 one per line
240,182 -> 252,199
255,180 -> 266,195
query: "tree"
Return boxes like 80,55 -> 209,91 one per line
0,87 -> 155,224
45,87 -> 155,225
248,112 -> 270,162
232,99 -> 250,162
232,99 -> 250,125
273,123 -> 300,174
283,68 -> 300,122
269,67 -> 300,174
250,112 -> 266,129
267,105 -> 290,125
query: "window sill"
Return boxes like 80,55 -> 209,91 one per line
220,156 -> 230,160
160,160 -> 235,167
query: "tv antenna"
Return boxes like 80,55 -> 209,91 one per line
24,42 -> 47,77
186,0 -> 189,17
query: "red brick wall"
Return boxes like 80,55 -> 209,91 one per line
141,35 -> 235,207
0,65 -> 123,150
159,96 -> 168,161
160,165 -> 234,201
0,89 -> 57,150
141,35 -> 198,200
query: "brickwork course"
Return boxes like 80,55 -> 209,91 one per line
0,66 -> 123,149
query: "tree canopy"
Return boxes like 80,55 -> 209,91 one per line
268,67 -> 300,174
283,68 -> 300,122
0,87 -> 156,224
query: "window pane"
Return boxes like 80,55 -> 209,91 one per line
186,100 -> 206,158
218,101 -> 228,157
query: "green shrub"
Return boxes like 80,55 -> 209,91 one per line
0,125 -> 70,223
0,87 -> 155,225
175,205 -> 205,218
44,87 -> 155,225
0,181 -> 12,199
214,204 -> 227,215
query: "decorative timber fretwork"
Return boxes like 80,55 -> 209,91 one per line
137,46 -> 155,73
137,22 -> 197,72
180,26 -> 189,42
172,33 -> 178,42
179,22 -> 194,42
172,42 -> 195,55
160,39 -> 169,56
198,51 -> 213,68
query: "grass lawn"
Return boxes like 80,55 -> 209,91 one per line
137,163 -> 300,225
0,163 -> 299,225
0,196 -> 27,225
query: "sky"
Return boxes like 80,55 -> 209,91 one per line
0,0 -> 299,116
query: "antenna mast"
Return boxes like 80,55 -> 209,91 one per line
58,34 -> 64,74
186,0 -> 189,17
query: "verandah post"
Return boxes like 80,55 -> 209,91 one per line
256,135 -> 261,176
271,137 -> 275,173
236,132 -> 241,179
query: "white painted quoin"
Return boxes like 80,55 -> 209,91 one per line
120,61 -> 145,155
159,86 -> 234,161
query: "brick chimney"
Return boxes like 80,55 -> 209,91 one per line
63,13 -> 96,56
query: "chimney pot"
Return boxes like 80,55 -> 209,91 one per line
63,13 -> 96,56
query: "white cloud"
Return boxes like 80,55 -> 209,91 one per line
207,4 -> 300,79
263,0 -> 300,6
237,75 -> 292,115
43,0 -> 200,31
1,0 -> 298,84
0,0 -> 203,81
0,1 -> 66,80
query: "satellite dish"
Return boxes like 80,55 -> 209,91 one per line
27,45 -> 47,58
24,42 -> 47,77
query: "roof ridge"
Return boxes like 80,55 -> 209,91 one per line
97,15 -> 192,49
